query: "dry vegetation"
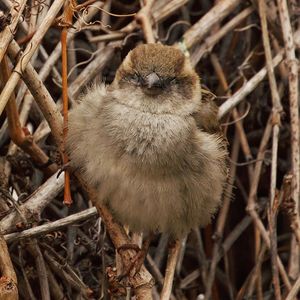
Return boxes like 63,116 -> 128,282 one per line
0,0 -> 300,299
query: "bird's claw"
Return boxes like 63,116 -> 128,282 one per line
116,243 -> 146,280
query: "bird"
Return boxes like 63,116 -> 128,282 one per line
66,43 -> 228,238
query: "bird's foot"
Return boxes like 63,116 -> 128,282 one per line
117,243 -> 141,253
117,240 -> 151,280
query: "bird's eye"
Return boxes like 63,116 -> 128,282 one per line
129,72 -> 143,85
169,77 -> 177,85
162,77 -> 177,87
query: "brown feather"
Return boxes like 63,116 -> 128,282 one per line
67,44 -> 228,237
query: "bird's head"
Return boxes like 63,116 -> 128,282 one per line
112,44 -> 201,115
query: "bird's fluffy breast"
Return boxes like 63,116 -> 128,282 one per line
67,85 -> 227,237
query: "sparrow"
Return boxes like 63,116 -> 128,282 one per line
66,43 -> 228,237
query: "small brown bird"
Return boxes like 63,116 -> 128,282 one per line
67,44 -> 227,237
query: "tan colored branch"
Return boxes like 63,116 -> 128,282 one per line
285,273 -> 300,300
183,0 -> 243,49
246,116 -> 291,291
0,235 -> 18,300
135,0 -> 156,43
257,0 -> 282,297
160,240 -> 180,300
277,0 -> 300,280
4,207 -> 98,242
218,52 -> 284,119
0,0 -> 27,63
0,171 -> 64,235
1,56 -> 57,176
0,0 -> 65,116
78,180 -> 154,298
27,240 -> 50,300
190,7 -> 254,65
7,40 -> 63,148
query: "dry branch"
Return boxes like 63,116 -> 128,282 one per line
0,0 -> 27,63
183,0 -> 243,48
0,1 -> 299,299
0,235 -> 18,300
257,0 -> 282,297
218,52 -> 284,119
277,0 -> 300,280
0,171 -> 64,235
0,0 -> 65,115
4,207 -> 98,242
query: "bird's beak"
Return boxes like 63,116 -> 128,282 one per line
145,72 -> 161,89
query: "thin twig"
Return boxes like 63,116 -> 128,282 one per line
285,275 -> 300,300
61,0 -> 73,206
0,0 -> 27,63
183,0 -> 243,49
1,56 -> 57,176
0,171 -> 64,235
160,240 -> 181,300
218,52 -> 284,119
135,0 -> 156,43
0,235 -> 18,299
247,116 -> 291,291
0,0 -> 65,116
190,7 -> 254,65
27,239 -> 50,300
4,207 -> 98,242
277,0 -> 300,280
258,0 -> 282,297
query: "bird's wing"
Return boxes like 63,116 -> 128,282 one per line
192,87 -> 221,134
66,84 -> 107,169
192,87 -> 229,170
